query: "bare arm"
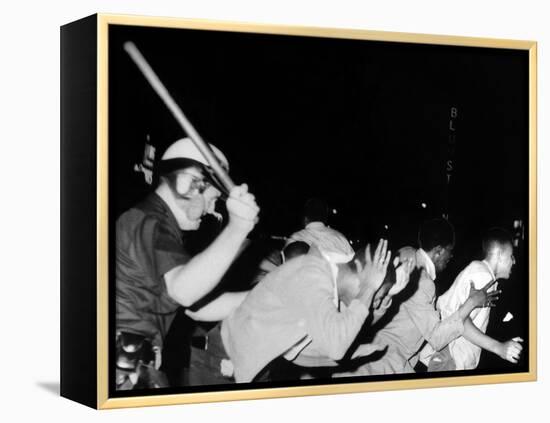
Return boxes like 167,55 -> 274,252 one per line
463,317 -> 500,354
165,185 -> 258,307
185,292 -> 249,322
165,224 -> 249,307
418,280 -> 501,352
457,280 -> 501,320
463,318 -> 524,363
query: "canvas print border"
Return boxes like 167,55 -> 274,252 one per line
90,13 -> 536,409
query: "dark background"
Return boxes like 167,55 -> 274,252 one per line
109,24 -> 529,393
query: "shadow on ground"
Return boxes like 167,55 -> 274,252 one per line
36,381 -> 60,396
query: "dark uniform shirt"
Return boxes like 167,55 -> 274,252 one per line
116,193 -> 190,348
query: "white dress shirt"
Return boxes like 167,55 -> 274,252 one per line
435,260 -> 497,370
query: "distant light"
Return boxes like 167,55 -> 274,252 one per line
384,225 -> 389,230
421,202 -> 427,209
350,240 -> 354,245
332,209 -> 338,215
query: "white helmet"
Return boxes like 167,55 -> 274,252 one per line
158,137 -> 230,194
160,137 -> 229,172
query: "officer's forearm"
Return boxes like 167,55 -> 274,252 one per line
164,224 -> 249,307
186,292 -> 249,322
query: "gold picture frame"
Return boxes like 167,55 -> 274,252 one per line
61,13 -> 537,409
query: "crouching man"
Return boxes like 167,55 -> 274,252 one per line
221,239 -> 411,383
334,218 -> 500,377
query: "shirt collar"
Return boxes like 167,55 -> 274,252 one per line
145,193 -> 182,233
482,260 -> 497,281
319,250 -> 355,308
417,248 -> 437,281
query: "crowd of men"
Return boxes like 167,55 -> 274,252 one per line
115,138 -> 524,390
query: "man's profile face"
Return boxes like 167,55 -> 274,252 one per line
434,244 -> 454,272
496,243 -> 515,279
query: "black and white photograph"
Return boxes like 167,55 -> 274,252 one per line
109,21 -> 532,398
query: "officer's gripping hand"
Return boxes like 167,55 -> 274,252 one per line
226,184 -> 259,233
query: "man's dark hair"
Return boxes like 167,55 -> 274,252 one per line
482,227 -> 513,257
304,198 -> 329,224
418,218 -> 455,252
282,241 -> 310,261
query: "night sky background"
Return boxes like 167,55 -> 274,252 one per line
109,24 -> 530,392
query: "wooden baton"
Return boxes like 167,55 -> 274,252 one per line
123,41 -> 235,194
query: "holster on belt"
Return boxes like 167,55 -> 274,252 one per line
116,332 -> 156,370
115,332 -> 168,390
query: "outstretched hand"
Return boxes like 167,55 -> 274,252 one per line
387,256 -> 415,297
356,239 -> 392,296
467,279 -> 502,309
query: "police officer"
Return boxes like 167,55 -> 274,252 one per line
115,137 -> 259,390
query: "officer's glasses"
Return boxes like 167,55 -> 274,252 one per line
181,172 -> 211,194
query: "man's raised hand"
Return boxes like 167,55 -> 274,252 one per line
387,256 -> 415,297
357,239 -> 392,294
468,279 -> 502,309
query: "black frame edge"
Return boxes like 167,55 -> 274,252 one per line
60,13 -> 98,409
